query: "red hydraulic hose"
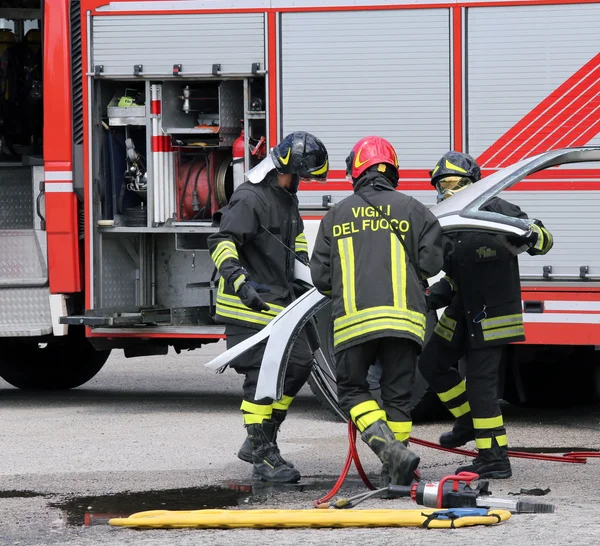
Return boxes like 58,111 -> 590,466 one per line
410,437 -> 590,464
313,421 -> 375,507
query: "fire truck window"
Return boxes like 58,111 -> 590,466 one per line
0,17 -> 42,162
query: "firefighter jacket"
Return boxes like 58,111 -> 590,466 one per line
310,176 -> 444,353
207,172 -> 308,329
431,197 -> 554,349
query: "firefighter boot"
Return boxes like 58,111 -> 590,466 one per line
455,436 -> 512,479
247,423 -> 301,483
380,441 -> 419,493
361,420 -> 420,486
237,410 -> 294,467
439,415 -> 475,448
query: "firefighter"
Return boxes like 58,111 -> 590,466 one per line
310,136 -> 444,485
419,151 -> 554,479
207,131 -> 329,483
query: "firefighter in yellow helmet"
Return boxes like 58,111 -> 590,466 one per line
207,131 -> 329,484
310,136 -> 444,485
419,151 -> 554,479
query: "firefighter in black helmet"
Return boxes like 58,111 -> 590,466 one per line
418,151 -> 554,479
310,136 -> 444,485
207,131 -> 329,483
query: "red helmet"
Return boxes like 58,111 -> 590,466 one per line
345,136 -> 399,180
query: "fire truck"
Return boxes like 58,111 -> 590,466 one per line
1,0 -> 599,416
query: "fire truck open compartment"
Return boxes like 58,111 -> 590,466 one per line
89,73 -> 266,330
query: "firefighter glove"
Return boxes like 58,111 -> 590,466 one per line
237,283 -> 270,312
506,229 -> 538,248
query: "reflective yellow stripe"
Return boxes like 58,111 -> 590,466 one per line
295,233 -> 308,253
473,415 -> 504,429
338,237 -> 356,314
243,413 -> 268,425
434,323 -> 454,342
388,420 -> 412,441
212,241 -> 239,269
356,410 -> 387,432
390,233 -> 406,309
481,314 -> 523,330
438,380 -> 466,403
216,280 -> 280,326
475,437 -> 492,449
475,434 -> 508,450
334,318 -> 425,346
449,401 -> 471,418
531,224 -> 544,252
335,306 -> 425,331
350,400 -> 381,421
272,395 -> 294,411
496,434 -> 508,447
482,325 -> 525,341
542,228 -> 553,254
241,400 -> 273,415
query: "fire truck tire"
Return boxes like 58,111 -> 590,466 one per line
0,329 -> 111,390
501,345 -> 600,408
308,302 -> 447,423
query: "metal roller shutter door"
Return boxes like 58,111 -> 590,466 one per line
92,14 -> 265,76
280,9 -> 451,171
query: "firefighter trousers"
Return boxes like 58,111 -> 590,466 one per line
336,337 -> 418,442
418,332 -> 508,450
225,323 -> 314,425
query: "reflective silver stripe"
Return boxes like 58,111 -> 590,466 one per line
482,325 -> 525,341
434,322 -> 454,342
45,183 -> 74,193
481,314 -> 522,330
335,305 -> 425,331
45,170 -> 73,181
438,312 -> 457,330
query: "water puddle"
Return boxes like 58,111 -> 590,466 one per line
49,475 -> 368,526
0,490 -> 48,499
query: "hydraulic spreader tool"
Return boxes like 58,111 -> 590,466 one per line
317,472 -> 555,514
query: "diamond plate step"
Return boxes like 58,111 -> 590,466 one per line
0,230 -> 47,287
0,286 -> 52,336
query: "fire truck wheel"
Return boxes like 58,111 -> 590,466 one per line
501,345 -> 600,408
0,329 -> 111,390
307,302 -> 448,423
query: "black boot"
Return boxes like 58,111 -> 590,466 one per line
247,423 -> 301,483
439,417 -> 475,448
455,437 -> 512,479
237,411 -> 294,467
361,420 -> 420,486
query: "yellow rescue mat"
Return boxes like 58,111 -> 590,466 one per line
109,507 -> 511,529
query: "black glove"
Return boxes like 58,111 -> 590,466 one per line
237,283 -> 270,312
296,251 -> 310,266
506,229 -> 538,248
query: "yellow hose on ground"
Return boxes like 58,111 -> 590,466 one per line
109,508 -> 511,529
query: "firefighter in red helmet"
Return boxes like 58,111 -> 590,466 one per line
310,136 -> 443,485
418,150 -> 554,479
207,131 -> 329,484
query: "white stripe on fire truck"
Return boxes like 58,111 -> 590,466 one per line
542,301 -> 600,312
45,182 -> 74,193
45,171 -> 73,181
523,314 -> 600,324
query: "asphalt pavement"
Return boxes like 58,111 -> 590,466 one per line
0,341 -> 599,545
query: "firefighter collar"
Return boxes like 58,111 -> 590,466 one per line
245,154 -> 276,184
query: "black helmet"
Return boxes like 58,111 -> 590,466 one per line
429,151 -> 481,188
271,131 -> 329,183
